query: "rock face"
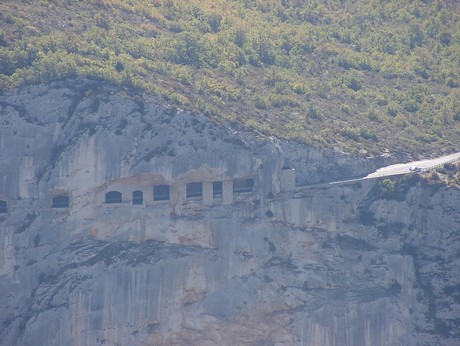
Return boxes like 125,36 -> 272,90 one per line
0,80 -> 459,345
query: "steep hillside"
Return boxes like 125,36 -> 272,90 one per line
0,0 -> 459,155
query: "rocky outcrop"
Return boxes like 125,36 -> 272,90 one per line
0,80 -> 459,345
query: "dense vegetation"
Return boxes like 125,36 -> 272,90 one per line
0,0 -> 459,155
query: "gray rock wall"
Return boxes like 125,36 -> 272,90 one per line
0,81 -> 458,345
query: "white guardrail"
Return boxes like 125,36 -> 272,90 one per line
429,157 -> 460,170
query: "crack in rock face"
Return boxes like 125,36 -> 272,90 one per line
0,80 -> 459,346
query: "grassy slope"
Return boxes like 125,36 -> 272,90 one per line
0,0 -> 459,156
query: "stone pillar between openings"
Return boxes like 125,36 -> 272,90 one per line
174,183 -> 186,204
280,168 -> 295,192
144,187 -> 154,206
203,182 -> 213,205
223,180 -> 233,204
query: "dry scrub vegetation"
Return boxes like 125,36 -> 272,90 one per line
0,0 -> 459,155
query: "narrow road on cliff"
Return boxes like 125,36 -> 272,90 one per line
301,151 -> 460,190
328,151 -> 460,187
363,151 -> 460,179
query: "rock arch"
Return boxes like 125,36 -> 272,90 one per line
233,178 -> 254,193
213,181 -> 223,197
105,191 -> 122,204
132,190 -> 143,205
153,185 -> 170,201
52,195 -> 69,208
186,182 -> 203,199
0,200 -> 7,213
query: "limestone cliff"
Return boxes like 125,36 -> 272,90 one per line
0,81 -> 459,345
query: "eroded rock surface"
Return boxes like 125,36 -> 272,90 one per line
0,81 -> 459,345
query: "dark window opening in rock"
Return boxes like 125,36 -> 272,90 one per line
233,178 -> 254,193
105,191 -> 122,204
52,195 -> 69,208
0,200 -> 7,213
187,182 -> 203,199
153,185 -> 170,201
213,181 -> 223,197
132,190 -> 143,205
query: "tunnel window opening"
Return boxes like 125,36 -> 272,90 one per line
132,190 -> 143,205
52,195 -> 69,208
153,185 -> 170,201
213,181 -> 223,197
187,182 -> 203,199
233,178 -> 254,193
0,200 -> 7,213
105,191 -> 122,204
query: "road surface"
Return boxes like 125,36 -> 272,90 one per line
289,151 -> 460,198
363,152 -> 460,179
318,151 -> 460,188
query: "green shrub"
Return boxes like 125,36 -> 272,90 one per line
341,126 -> 360,141
367,110 -> 381,122
168,32 -> 218,67
290,81 -> 309,96
344,75 -> 362,91
379,178 -> 396,196
339,104 -> 350,115
207,13 -> 222,33
254,95 -> 268,109
360,128 -> 378,141
270,94 -> 299,108
401,99 -> 418,113
387,105 -> 398,117
306,103 -> 320,119
427,171 -> 441,182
